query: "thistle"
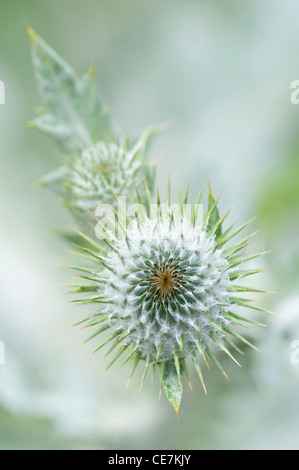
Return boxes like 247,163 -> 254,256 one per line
28,27 -> 160,222
28,30 -> 271,415
68,183 -> 270,414
37,131 -> 157,226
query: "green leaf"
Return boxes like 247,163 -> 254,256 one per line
28,26 -> 111,152
162,361 -> 183,416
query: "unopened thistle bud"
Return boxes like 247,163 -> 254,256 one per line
68,183 -> 270,414
62,133 -> 156,220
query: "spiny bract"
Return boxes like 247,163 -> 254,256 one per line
68,183 -> 270,414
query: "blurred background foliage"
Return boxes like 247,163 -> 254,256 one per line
0,0 -> 299,449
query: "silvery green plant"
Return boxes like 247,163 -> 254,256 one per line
67,183 -> 271,414
28,26 -> 159,221
29,29 -> 271,414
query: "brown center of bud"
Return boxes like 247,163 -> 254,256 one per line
151,265 -> 181,300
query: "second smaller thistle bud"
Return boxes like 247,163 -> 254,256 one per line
67,182 -> 271,414
63,135 -> 156,221
35,127 -> 159,229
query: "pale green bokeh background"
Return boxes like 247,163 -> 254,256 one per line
0,0 -> 299,449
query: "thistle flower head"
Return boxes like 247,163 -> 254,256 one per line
101,217 -> 231,363
70,183 -> 270,413
64,136 -> 156,217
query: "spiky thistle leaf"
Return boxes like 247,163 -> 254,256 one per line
27,26 -> 111,152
